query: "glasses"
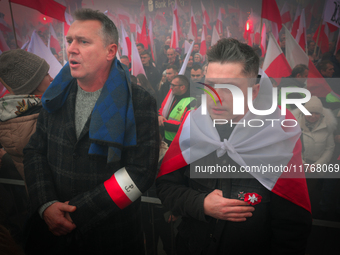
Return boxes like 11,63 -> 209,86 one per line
170,84 -> 183,87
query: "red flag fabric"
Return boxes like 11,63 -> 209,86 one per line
0,18 -> 12,33
0,31 -> 10,52
49,24 -> 61,53
201,1 -> 211,30
10,0 -> 66,22
280,1 -> 291,24
216,8 -> 223,35
199,26 -> 207,58
263,32 -> 292,79
260,23 -> 267,58
140,16 -> 148,50
313,23 -> 329,54
261,0 -> 282,32
121,24 -> 131,62
296,9 -> 306,51
284,25 -> 331,97
335,32 -> 340,55
188,7 -> 197,41
291,6 -> 301,38
130,34 -> 146,77
170,11 -> 179,49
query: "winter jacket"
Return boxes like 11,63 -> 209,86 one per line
292,108 -> 337,165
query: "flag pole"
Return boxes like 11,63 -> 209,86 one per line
314,18 -> 323,55
8,1 -> 18,48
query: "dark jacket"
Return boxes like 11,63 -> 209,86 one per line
156,126 -> 312,255
144,62 -> 161,91
23,83 -> 159,254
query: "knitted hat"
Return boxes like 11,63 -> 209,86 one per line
304,96 -> 323,114
0,49 -> 49,95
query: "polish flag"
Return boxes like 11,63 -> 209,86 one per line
0,18 -> 12,33
173,0 -> 184,39
334,32 -> 340,55
49,24 -> 61,53
148,19 -> 155,61
263,32 -> 292,79
187,6 -> 197,41
155,10 -> 167,26
10,0 -> 66,22
226,26 -> 231,38
117,8 -> 131,25
130,34 -> 146,77
228,4 -> 240,14
202,14 -> 208,42
140,16 -> 148,50
121,24 -> 131,62
199,26 -> 207,58
170,11 -> 179,49
280,1 -> 291,24
211,25 -> 220,47
201,1 -> 211,30
261,0 -> 282,43
291,6 -> 301,38
295,9 -> 306,51
216,8 -> 223,35
136,24 -> 142,43
284,25 -> 331,97
260,23 -> 267,57
313,22 -> 329,54
27,30 -> 62,78
0,31 -> 10,52
157,97 -> 311,214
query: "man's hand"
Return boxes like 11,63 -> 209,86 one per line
203,189 -> 254,222
43,201 -> 77,236
158,116 -> 167,126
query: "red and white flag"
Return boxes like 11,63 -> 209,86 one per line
291,5 -> 301,38
261,0 -> 282,42
216,8 -> 223,35
199,25 -> 207,58
187,6 -> 197,41
130,34 -> 146,77
0,18 -> 12,33
280,1 -> 291,24
27,30 -> 62,78
284,25 -> 332,98
173,0 -> 184,39
263,32 -> 292,78
49,24 -> 61,53
260,23 -> 267,57
0,31 -> 10,52
121,24 -> 131,61
211,25 -> 220,47
170,11 -> 179,49
155,10 -> 167,26
139,16 -> 148,50
296,9 -> 306,51
10,0 -> 66,22
157,77 -> 311,214
228,4 -> 239,14
201,1 -> 211,30
335,32 -> 340,55
64,11 -> 73,37
148,19 -> 155,61
136,24 -> 142,43
313,22 -> 330,54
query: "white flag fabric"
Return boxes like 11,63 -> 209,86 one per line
170,11 -> 179,49
295,9 -> 306,51
323,0 -> 340,28
291,5 -> 301,38
121,24 -> 131,61
187,7 -> 197,41
130,34 -> 146,77
27,30 -> 62,78
179,41 -> 194,75
280,1 -> 292,24
284,25 -> 308,68
211,25 -> 220,46
184,40 -> 191,54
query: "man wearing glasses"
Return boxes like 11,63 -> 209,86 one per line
158,75 -> 196,145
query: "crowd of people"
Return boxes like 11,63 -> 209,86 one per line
0,1 -> 340,254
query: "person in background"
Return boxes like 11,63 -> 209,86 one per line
0,49 -> 53,180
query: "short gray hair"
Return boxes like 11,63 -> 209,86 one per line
74,8 -> 118,46
207,38 -> 259,78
